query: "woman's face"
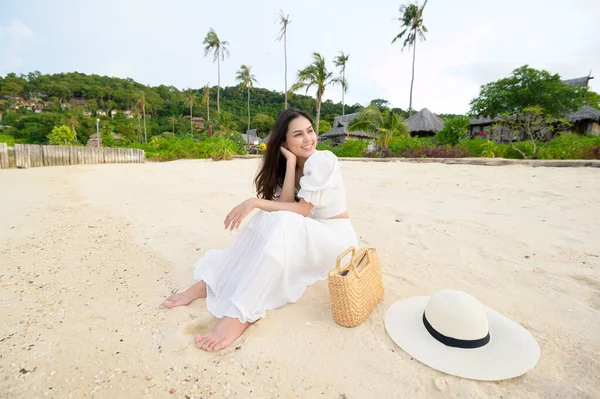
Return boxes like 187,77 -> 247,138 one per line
284,116 -> 317,159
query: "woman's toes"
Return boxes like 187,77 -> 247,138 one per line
194,334 -> 207,348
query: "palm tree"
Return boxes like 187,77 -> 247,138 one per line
348,105 -> 410,156
392,0 -> 428,117
290,53 -> 344,135
169,114 -> 183,136
235,65 -> 259,131
64,107 -> 83,141
133,90 -> 148,143
333,52 -> 350,115
202,84 -> 211,120
185,89 -> 197,135
203,28 -> 230,116
276,10 -> 291,110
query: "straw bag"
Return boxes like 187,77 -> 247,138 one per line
327,247 -> 384,328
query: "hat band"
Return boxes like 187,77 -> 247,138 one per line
423,313 -> 490,349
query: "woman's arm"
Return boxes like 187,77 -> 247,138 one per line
278,158 -> 297,203
223,198 -> 313,231
254,198 -> 313,216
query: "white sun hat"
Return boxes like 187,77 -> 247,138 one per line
384,289 -> 540,381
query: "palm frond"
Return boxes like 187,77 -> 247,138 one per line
276,10 -> 291,41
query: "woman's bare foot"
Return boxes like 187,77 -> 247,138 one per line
194,317 -> 250,351
163,281 -> 207,308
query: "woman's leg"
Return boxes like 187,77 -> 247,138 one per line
163,281 -> 207,308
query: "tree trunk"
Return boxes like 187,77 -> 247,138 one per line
172,118 -> 175,135
142,102 -> 147,143
217,52 -> 221,115
207,96 -> 210,120
409,33 -> 417,117
342,69 -> 346,116
284,32 -> 288,110
137,116 -> 142,143
247,87 -> 251,131
190,102 -> 193,135
315,95 -> 322,136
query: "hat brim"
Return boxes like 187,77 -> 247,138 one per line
384,296 -> 540,381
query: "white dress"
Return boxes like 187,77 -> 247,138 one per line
193,150 -> 358,323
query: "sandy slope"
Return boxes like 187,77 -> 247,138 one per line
0,159 -> 598,398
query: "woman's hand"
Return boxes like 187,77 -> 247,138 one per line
280,146 -> 296,163
224,198 -> 256,231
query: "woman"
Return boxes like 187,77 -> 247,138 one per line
164,108 -> 358,351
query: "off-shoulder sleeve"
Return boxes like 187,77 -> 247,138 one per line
297,150 -> 338,206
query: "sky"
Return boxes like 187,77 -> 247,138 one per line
1,0 -> 599,114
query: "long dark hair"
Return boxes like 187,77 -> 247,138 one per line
254,108 -> 313,200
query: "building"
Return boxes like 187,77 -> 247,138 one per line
567,106 -> 600,135
184,115 -> 205,130
319,113 -> 376,144
405,108 -> 445,137
96,109 -> 107,116
469,74 -> 596,141
241,129 -> 260,145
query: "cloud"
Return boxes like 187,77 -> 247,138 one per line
0,19 -> 34,72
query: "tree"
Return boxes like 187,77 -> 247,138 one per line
235,65 -> 259,131
185,89 -> 196,135
252,113 -> 275,137
319,119 -> 332,134
203,28 -> 230,115
370,98 -> 391,110
493,106 -> 571,159
470,65 -> 586,118
48,125 -> 76,145
64,107 -> 83,142
348,105 -> 410,156
133,90 -> 148,142
434,115 -> 470,146
202,84 -> 211,120
392,0 -> 428,117
100,124 -> 116,147
276,10 -> 291,110
334,52 -> 350,115
291,53 -> 344,135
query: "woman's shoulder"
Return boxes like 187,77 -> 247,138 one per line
300,150 -> 340,190
304,150 -> 338,171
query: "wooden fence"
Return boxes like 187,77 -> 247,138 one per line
0,143 -> 8,169
2,144 -> 145,169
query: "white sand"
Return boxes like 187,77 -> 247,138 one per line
1,159 -> 599,398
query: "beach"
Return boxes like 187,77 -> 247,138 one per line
1,158 -> 599,398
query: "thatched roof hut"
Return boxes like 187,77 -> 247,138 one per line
562,76 -> 594,87
567,105 -> 600,135
319,113 -> 376,144
241,129 -> 260,145
406,108 -> 445,137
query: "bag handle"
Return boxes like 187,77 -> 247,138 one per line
335,247 -> 356,273
350,248 -> 372,279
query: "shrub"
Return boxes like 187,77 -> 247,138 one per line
401,146 -> 471,158
332,140 -> 368,158
434,115 -> 470,146
317,139 -> 336,153
457,138 -> 508,158
537,133 -> 600,160
0,134 -> 16,146
202,136 -> 238,161
47,125 -> 76,146
388,136 -> 432,155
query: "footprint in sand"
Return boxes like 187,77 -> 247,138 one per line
182,316 -> 217,335
569,275 -> 600,291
